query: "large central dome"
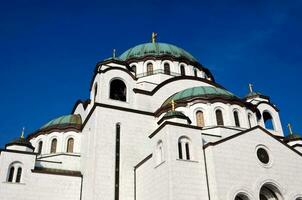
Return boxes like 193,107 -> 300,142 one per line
119,42 -> 198,62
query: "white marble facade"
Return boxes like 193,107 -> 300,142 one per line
0,39 -> 301,200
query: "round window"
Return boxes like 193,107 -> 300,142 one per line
257,148 -> 270,164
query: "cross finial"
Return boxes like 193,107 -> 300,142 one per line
171,100 -> 176,111
21,127 -> 25,139
113,49 -> 116,59
288,123 -> 293,135
249,83 -> 253,93
151,32 -> 157,43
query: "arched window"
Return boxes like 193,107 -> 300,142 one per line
235,194 -> 249,200
94,83 -> 98,102
233,111 -> 240,127
164,63 -> 170,75
110,79 -> 127,102
248,114 -> 253,128
67,138 -> 74,153
259,184 -> 282,200
50,138 -> 57,154
131,65 -> 136,76
156,141 -> 164,165
178,137 -> 191,160
263,111 -> 275,130
7,166 -> 14,182
196,111 -> 205,127
216,109 -> 224,126
37,141 -> 43,154
194,68 -> 198,77
180,65 -> 185,76
147,63 -> 153,76
16,167 -> 22,183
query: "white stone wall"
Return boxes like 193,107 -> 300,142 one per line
204,127 -> 302,199
0,150 -> 82,200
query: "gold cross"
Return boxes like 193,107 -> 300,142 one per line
288,123 -> 293,135
249,83 -> 253,93
113,49 -> 116,58
21,127 -> 25,139
151,32 -> 157,43
171,100 -> 176,111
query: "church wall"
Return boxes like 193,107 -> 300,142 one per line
204,128 -> 302,200
81,106 -> 156,200
0,150 -> 81,200
0,172 -> 81,200
165,125 -> 209,200
136,154 -> 170,200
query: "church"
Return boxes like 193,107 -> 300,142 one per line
0,33 -> 301,200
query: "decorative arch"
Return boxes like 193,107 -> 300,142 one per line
131,64 -> 137,76
146,62 -> 154,76
233,110 -> 241,127
248,113 -> 254,128
196,110 -> 205,127
156,140 -> 164,165
180,64 -> 186,76
50,138 -> 57,153
234,193 -> 250,200
164,63 -> 171,75
94,83 -> 98,102
109,79 -> 127,102
215,108 -> 224,126
194,68 -> 198,77
263,111 -> 275,130
37,140 -> 43,154
7,161 -> 23,183
178,136 -> 191,160
259,183 -> 283,200
66,137 -> 74,153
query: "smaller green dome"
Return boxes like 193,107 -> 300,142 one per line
41,114 -> 82,130
163,111 -> 187,118
119,42 -> 197,62
6,137 -> 34,150
163,86 -> 236,106
284,134 -> 302,143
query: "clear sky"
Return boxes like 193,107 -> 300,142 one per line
0,0 -> 302,147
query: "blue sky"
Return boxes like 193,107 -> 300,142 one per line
0,0 -> 302,147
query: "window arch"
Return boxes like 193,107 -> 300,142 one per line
215,109 -> 224,126
94,83 -> 98,102
196,111 -> 205,127
50,138 -> 57,154
66,138 -> 74,153
7,162 -> 23,183
7,166 -> 14,182
234,193 -> 250,200
263,111 -> 275,130
147,63 -> 153,76
194,68 -> 198,77
156,140 -> 164,165
131,65 -> 136,76
259,184 -> 283,200
248,113 -> 253,128
16,167 -> 22,183
37,141 -> 43,154
233,110 -> 240,127
180,65 -> 185,76
164,63 -> 170,75
178,137 -> 191,160
110,79 -> 127,102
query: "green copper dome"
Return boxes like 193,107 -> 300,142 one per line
40,114 -> 82,130
119,42 -> 198,62
163,86 -> 236,106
